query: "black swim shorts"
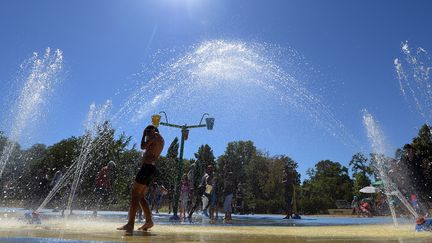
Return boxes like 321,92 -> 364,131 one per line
135,164 -> 157,186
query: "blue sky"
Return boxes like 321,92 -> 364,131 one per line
1,0 -> 432,179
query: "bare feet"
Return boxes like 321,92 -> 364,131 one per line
117,224 -> 134,235
138,221 -> 154,231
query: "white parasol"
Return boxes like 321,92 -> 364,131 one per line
359,186 -> 379,194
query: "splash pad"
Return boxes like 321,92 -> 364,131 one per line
34,40 -> 360,217
0,208 -> 428,243
1,41 -> 432,242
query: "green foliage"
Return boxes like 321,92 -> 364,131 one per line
194,144 -> 216,168
156,137 -> 180,206
157,156 -> 176,201
259,156 -> 286,213
243,152 -> 270,212
193,144 -> 215,189
44,138 -> 79,171
4,123 -> 432,214
217,141 -> 256,213
216,141 -> 299,214
0,133 -> 22,185
409,124 -> 432,201
349,153 -> 374,177
352,173 -> 371,197
219,141 -> 255,188
76,121 -> 132,208
299,160 -> 353,214
166,137 -> 179,159
110,147 -> 141,209
349,153 -> 372,196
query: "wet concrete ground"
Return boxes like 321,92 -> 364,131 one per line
0,208 -> 431,242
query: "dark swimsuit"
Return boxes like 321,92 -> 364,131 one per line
135,163 -> 157,186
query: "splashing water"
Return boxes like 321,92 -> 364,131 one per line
38,40 -> 358,212
394,41 -> 432,121
362,110 -> 418,226
37,101 -> 112,213
65,101 -> 112,215
0,48 -> 63,178
114,40 -> 357,148
362,111 -> 387,155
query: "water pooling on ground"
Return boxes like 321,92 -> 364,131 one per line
0,208 -> 429,243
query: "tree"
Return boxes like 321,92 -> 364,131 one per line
166,137 -> 179,159
243,151 -> 269,213
13,144 -> 48,206
193,144 -> 216,187
194,144 -> 215,168
352,173 -> 370,197
217,141 -> 256,214
74,121 -> 132,208
349,153 -> 372,196
409,124 -> 432,203
0,131 -> 7,149
111,146 -> 141,209
0,131 -> 22,197
260,155 -> 299,214
299,160 -> 353,214
349,153 -> 374,177
44,138 -> 79,171
157,137 -> 179,209
221,141 -> 256,186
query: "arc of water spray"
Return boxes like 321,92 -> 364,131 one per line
362,110 -> 418,227
0,48 -> 63,178
112,40 -> 359,149
37,101 -> 112,213
65,101 -> 112,215
37,158 -> 79,212
39,40 -> 363,213
395,41 -> 432,121
37,130 -> 113,212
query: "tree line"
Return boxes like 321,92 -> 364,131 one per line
0,123 -> 431,215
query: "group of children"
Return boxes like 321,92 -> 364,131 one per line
353,196 -> 432,232
178,164 -> 232,223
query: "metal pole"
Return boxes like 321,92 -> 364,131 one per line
156,112 -> 213,221
170,127 -> 185,220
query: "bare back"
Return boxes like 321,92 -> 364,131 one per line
142,133 -> 164,165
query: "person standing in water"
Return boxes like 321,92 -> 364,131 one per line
179,174 -> 190,221
223,172 -> 234,223
201,165 -> 214,217
186,162 -> 205,222
351,195 -> 360,217
117,125 -> 164,235
208,174 -> 218,223
282,168 -> 295,219
94,160 -> 116,216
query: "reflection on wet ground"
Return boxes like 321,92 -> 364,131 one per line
0,208 -> 431,242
